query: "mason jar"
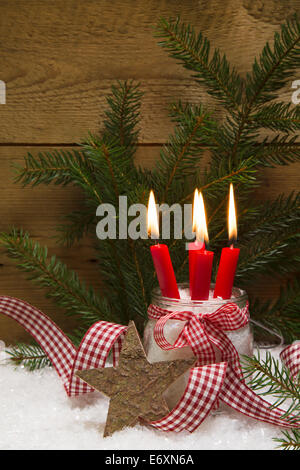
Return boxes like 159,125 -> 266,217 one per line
143,283 -> 253,410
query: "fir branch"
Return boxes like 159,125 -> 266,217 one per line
160,114 -> 204,201
250,102 -> 300,132
255,135 -> 300,167
56,209 -> 97,247
240,192 -> 300,240
152,104 -> 218,204
273,429 -> 300,450
242,351 -> 300,408
103,80 -> 143,155
236,192 -> 300,284
155,17 -> 243,110
14,149 -> 95,188
250,277 -> 300,343
245,14 -> 300,107
236,230 -> 300,282
179,158 -> 258,205
0,229 -> 120,329
6,342 -> 51,371
242,350 -> 300,446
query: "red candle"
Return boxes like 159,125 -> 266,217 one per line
189,190 -> 214,300
191,249 -> 214,300
189,189 -> 205,287
213,246 -> 239,299
148,190 -> 180,299
189,240 -> 205,289
150,244 -> 180,298
214,184 -> 240,299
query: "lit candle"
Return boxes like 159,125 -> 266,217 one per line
190,191 -> 214,300
189,190 -> 205,286
214,184 -> 240,299
148,191 -> 180,299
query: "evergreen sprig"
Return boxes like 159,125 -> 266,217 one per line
242,350 -> 300,449
250,277 -> 300,343
0,16 -> 299,374
155,17 -> 243,110
6,342 -> 52,371
0,228 -> 117,327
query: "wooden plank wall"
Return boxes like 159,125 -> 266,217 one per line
0,0 -> 299,343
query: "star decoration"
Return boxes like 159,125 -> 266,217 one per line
76,321 -> 196,437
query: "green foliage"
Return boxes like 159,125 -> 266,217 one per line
242,351 -> 300,449
0,228 -> 116,327
6,342 -> 52,371
0,16 -> 300,373
249,278 -> 300,344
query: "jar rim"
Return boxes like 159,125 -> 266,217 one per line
151,283 -> 248,307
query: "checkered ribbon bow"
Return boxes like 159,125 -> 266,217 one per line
147,302 -> 300,430
0,296 -> 299,433
148,302 -> 249,378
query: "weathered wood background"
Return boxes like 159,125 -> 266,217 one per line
0,0 -> 299,343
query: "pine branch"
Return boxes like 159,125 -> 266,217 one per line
0,229 -> 121,330
273,429 -> 300,450
84,87 -> 150,318
245,14 -> 300,107
151,104 -> 215,204
103,80 -> 143,155
242,350 -> 299,419
255,135 -> 300,167
155,17 -> 243,111
14,149 -> 95,188
242,350 -> 300,449
250,277 -> 300,343
55,209 -> 96,247
250,102 -> 300,132
236,230 -> 300,282
240,192 -> 300,239
6,342 -> 51,371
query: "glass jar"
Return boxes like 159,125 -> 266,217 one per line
143,283 -> 253,410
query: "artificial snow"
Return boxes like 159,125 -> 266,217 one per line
0,344 -> 287,450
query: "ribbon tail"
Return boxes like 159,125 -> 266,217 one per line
0,296 -> 77,394
0,296 -> 128,398
150,363 -> 227,432
219,367 -> 300,429
280,343 -> 300,381
69,321 -> 127,396
204,322 -> 244,379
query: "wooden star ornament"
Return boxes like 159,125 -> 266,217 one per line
76,321 -> 195,437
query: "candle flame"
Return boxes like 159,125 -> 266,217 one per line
147,190 -> 159,239
192,189 -> 209,243
228,183 -> 237,243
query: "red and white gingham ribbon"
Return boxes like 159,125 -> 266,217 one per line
0,295 -> 227,432
148,302 -> 249,378
0,296 -> 299,432
147,302 -> 300,429
280,342 -> 300,381
0,296 -> 127,396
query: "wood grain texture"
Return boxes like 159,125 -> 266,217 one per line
0,0 -> 299,342
0,0 -> 299,143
